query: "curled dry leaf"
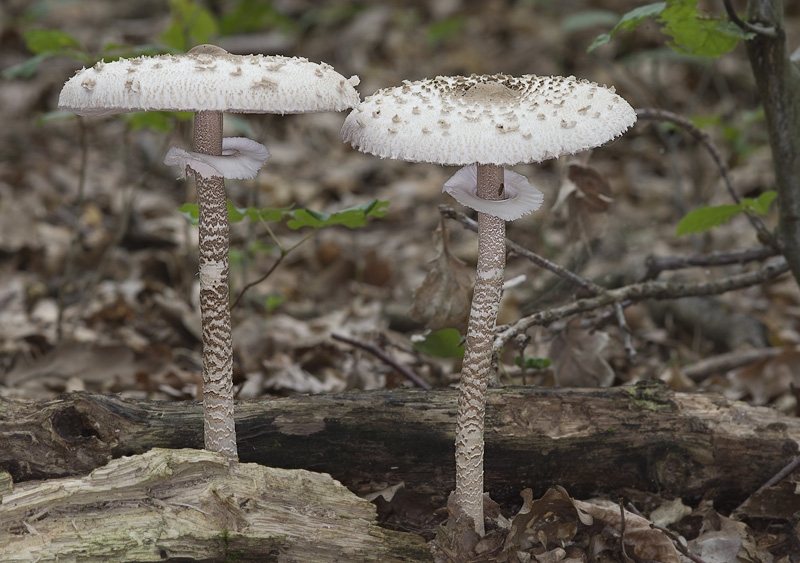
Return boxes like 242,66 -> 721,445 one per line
690,501 -> 774,563
500,486 -> 592,559
499,488 -> 681,563
409,225 -> 473,333
567,163 -> 613,213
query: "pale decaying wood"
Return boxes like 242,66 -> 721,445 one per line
194,111 -> 237,460
0,448 -> 431,562
454,163 -> 506,536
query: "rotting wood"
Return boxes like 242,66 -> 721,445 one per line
0,383 -> 797,507
0,448 -> 432,562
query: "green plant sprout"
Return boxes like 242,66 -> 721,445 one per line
179,199 -> 389,309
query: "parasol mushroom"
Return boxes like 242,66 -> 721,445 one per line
59,44 -> 360,460
342,73 -> 635,535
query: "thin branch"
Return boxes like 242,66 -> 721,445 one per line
682,346 -> 784,381
439,205 -> 603,294
722,0 -> 777,37
635,108 -> 777,247
229,229 -> 315,311
494,257 -> 789,351
614,302 -> 637,365
644,245 -> 778,280
331,333 -> 432,390
734,452 -> 800,514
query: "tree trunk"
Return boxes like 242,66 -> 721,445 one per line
745,0 -> 800,286
1,383 -> 796,507
0,448 -> 432,562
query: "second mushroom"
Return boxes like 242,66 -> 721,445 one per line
342,73 -> 635,535
59,44 -> 360,460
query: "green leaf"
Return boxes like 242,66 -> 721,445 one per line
227,201 -> 288,224
514,356 -> 552,370
676,204 -> 746,235
675,191 -> 776,235
36,110 -> 77,126
161,0 -> 220,51
588,0 -> 754,57
23,29 -> 83,54
562,10 -> 620,33
179,200 -> 389,230
285,200 -> 389,229
426,16 -> 465,46
3,30 -> 89,78
220,0 -> 298,35
178,202 -> 201,225
749,190 -> 777,215
123,111 -> 193,132
412,329 -> 465,359
659,0 -> 753,57
2,53 -> 53,79
587,2 -> 666,52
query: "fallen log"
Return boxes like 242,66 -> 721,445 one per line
0,448 -> 432,562
1,382 -> 797,507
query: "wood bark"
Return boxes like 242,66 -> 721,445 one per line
0,448 -> 432,562
1,384 -> 797,508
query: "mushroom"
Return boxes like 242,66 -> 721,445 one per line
59,44 -> 360,460
341,73 -> 635,535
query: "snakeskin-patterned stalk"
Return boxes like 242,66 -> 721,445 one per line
194,111 -> 238,460
454,163 -> 505,536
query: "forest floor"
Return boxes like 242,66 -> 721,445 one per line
2,0 -> 800,561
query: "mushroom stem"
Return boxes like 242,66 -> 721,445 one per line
454,162 -> 506,536
193,110 -> 238,460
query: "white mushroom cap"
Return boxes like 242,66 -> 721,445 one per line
59,45 -> 360,117
341,74 -> 636,166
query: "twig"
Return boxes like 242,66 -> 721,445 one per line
635,108 -> 777,247
440,205 -> 603,294
494,257 -> 789,351
618,498 -> 634,563
331,333 -> 432,390
722,0 -> 777,38
644,245 -> 779,280
229,219 -> 316,311
652,522 -> 707,563
614,302 -> 637,365
734,452 -> 800,515
682,346 -> 785,381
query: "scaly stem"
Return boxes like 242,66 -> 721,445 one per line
194,110 -> 238,460
454,163 -> 505,536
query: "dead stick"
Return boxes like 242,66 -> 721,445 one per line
331,333 -> 432,389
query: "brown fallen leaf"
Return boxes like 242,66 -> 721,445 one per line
568,163 -> 613,213
574,498 -> 681,563
409,223 -> 473,333
549,319 -> 615,387
500,487 -> 592,561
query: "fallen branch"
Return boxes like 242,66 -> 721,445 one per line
494,257 -> 788,350
1,385 -> 797,508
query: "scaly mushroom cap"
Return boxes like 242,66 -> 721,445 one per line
342,74 -> 636,166
59,45 -> 360,117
